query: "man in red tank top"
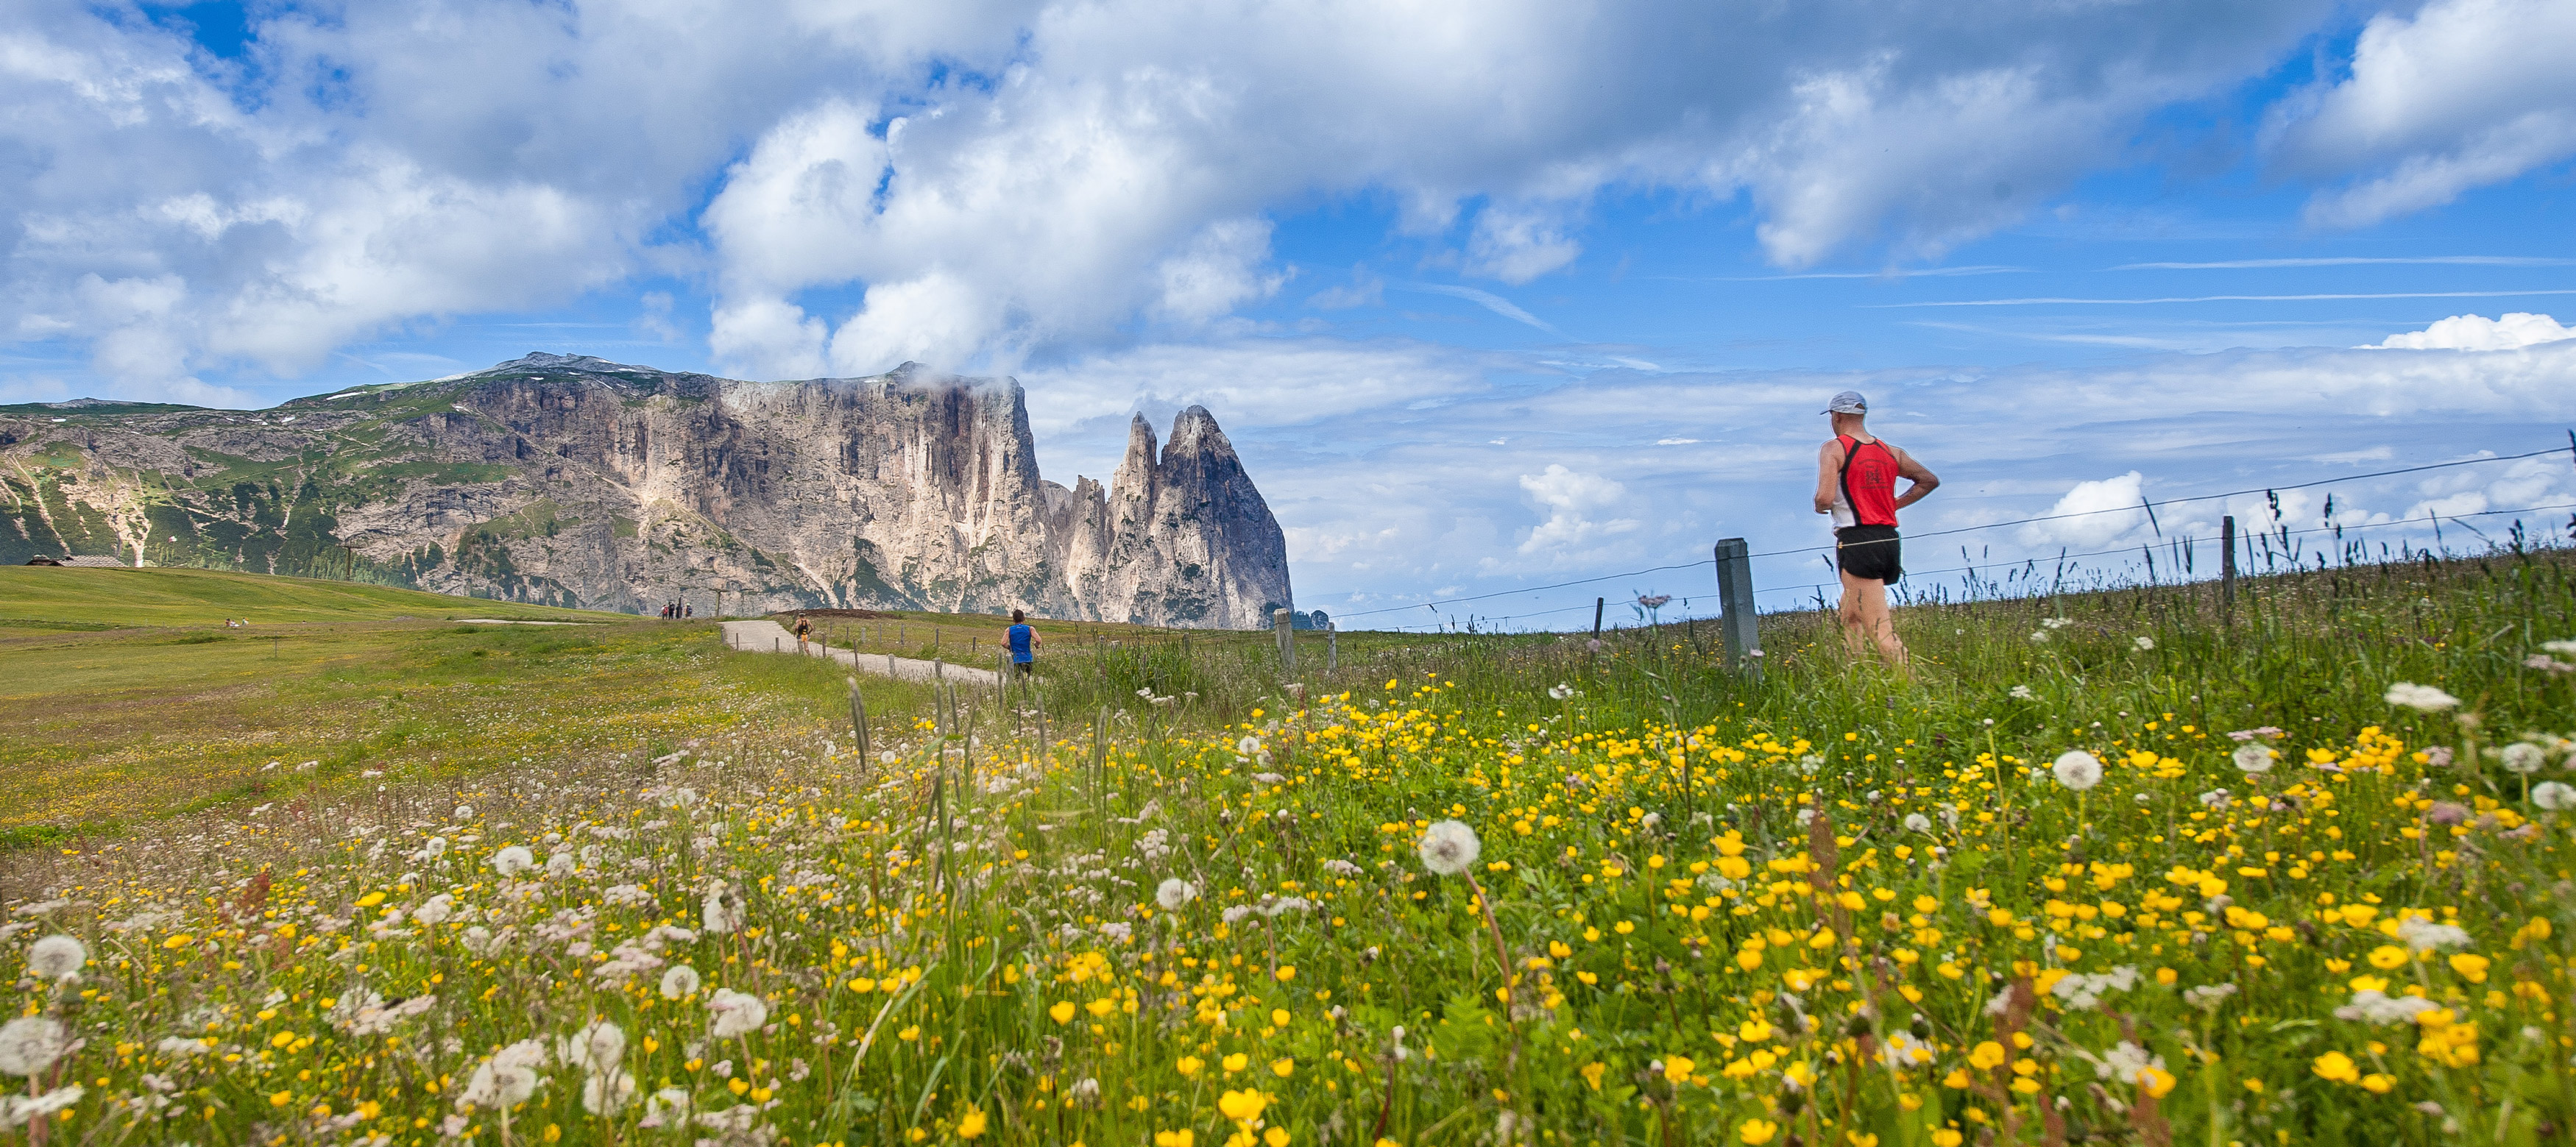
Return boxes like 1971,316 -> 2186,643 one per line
1811,391 -> 1940,671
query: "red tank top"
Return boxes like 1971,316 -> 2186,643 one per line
1837,435 -> 1901,528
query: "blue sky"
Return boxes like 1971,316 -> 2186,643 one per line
6,0 -> 2575,625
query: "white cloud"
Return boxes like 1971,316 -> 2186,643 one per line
1,0 -> 2363,397
1516,464 -> 1639,561
2371,312 -> 2576,350
2017,472 -> 2148,549
2265,0 -> 2576,227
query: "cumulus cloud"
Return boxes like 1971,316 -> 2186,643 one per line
2265,0 -> 2576,227
2017,472 -> 2149,549
6,0 -> 2374,400
1516,464 -> 1639,561
2370,312 -> 2576,350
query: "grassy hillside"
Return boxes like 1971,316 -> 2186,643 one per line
0,564 -> 617,628
4,549 -> 2575,1145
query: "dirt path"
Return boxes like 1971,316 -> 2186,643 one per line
718,619 -> 1002,686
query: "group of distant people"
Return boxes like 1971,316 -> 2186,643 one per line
657,601 -> 693,619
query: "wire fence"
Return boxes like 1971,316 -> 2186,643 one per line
1337,438 -> 2576,633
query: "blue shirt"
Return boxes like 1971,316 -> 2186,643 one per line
1007,624 -> 1034,663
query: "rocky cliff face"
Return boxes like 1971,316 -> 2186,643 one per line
0,353 -> 1294,626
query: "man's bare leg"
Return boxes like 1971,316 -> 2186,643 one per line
1836,568 -> 1876,659
1838,569 -> 1910,673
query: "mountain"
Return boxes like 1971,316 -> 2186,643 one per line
0,353 -> 1293,626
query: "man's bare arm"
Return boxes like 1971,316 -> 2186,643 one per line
1813,440 -> 1845,515
1892,446 -> 1940,511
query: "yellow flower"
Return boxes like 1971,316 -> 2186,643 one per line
849,978 -> 878,993
1218,1090 -> 1268,1123
1738,1018 -> 1773,1043
2447,954 -> 2491,984
1579,1062 -> 1606,1091
1967,1042 -> 2007,1070
269,1091 -> 294,1107
1177,1056 -> 1203,1078
1739,1118 -> 1780,1145
1270,1058 -> 1295,1078
2367,945 -> 2410,970
1050,1001 -> 1076,1024
1663,1055 -> 1696,1083
2360,1073 -> 2396,1093
1222,1053 -> 1249,1074
162,934 -> 195,949
1156,1132 -> 1197,1147
956,1109 -> 988,1140
1275,966 -> 1297,981
1264,1129 -> 1290,1147
1270,1009 -> 1291,1028
1932,1132 -> 1964,1147
2312,1052 -> 2360,1084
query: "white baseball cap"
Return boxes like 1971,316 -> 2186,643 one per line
1822,390 -> 1868,414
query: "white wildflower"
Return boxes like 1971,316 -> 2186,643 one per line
412,895 -> 454,926
2544,639 -> 2576,656
2197,789 -> 2232,809
459,1039 -> 548,1109
27,934 -> 85,981
0,1017 -> 68,1076
2133,636 -> 2155,651
492,845 -> 535,876
701,881 -> 746,934
2048,966 -> 2139,1009
1418,820 -> 1482,876
2029,631 -> 2049,644
1221,905 -> 1256,925
2009,685 -> 2036,700
2232,744 -> 2275,775
2042,617 -> 2073,629
1876,1030 -> 1935,1066
582,1070 -> 637,1115
603,884 -> 653,908
1156,879 -> 1196,911
2502,742 -> 2547,775
453,805 -> 474,821
708,988 -> 768,1039
0,1085 -> 83,1129
1322,859 -> 1365,878
1548,683 -> 1574,701
2050,750 -> 2103,792
556,1020 -> 626,1074
640,1087 -> 691,1129
2385,681 -> 2460,711
547,851 -> 577,878
2397,917 -> 2471,952
2534,782 -> 2576,811
2099,1041 -> 2164,1084
155,1037 -> 207,1059
660,965 -> 701,1000
2335,990 -> 2441,1026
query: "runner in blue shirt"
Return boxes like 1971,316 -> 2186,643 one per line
1005,609 -> 1040,677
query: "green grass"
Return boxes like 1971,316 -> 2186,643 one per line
0,565 -> 618,628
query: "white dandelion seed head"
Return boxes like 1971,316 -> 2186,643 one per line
0,1017 -> 68,1077
2050,750 -> 2103,792
412,895 -> 454,926
459,1040 -> 548,1110
2385,681 -> 2460,711
1418,820 -> 1482,876
659,965 -> 701,1000
701,882 -> 746,935
2502,742 -> 2547,775
492,845 -> 535,876
557,1020 -> 627,1074
453,805 -> 474,821
2182,983 -> 2237,1012
708,988 -> 768,1039
547,851 -> 577,878
1903,813 -> 1932,833
2533,781 -> 2576,811
581,1070 -> 637,1115
2232,744 -> 2275,775
1548,683 -> 1574,701
1155,879 -> 1197,911
27,934 -> 85,981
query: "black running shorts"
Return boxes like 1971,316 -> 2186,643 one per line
1836,525 -> 1903,583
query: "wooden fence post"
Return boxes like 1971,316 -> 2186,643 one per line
2221,515 -> 2237,625
1713,538 -> 1760,678
1273,608 -> 1295,673
1326,620 -> 1337,672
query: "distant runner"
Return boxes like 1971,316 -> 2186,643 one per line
1812,390 -> 1939,670
1005,610 -> 1040,677
793,614 -> 813,653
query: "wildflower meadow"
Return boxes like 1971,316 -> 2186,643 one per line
6,548 -> 2576,1146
